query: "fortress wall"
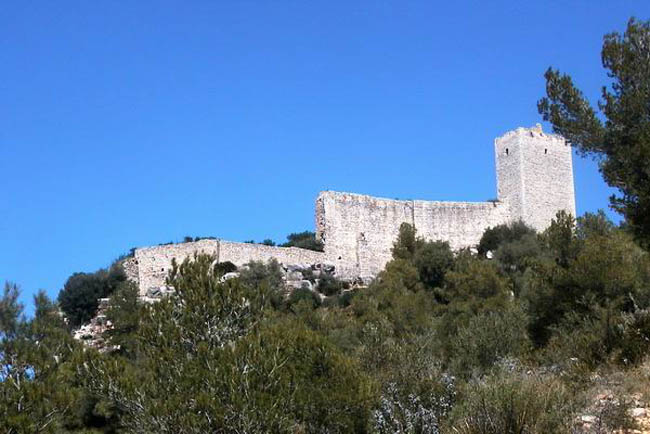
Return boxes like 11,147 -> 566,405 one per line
413,200 -> 511,250
134,239 -> 325,294
316,191 -> 511,279
317,192 -> 415,279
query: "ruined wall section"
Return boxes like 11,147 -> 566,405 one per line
134,239 -> 325,295
316,191 -> 510,279
413,200 -> 510,250
496,125 -> 576,232
122,257 -> 139,286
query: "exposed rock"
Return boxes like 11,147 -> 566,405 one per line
220,271 -> 239,282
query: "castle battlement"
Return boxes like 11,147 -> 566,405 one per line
127,125 -> 576,293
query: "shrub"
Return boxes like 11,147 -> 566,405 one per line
281,231 -> 324,251
576,210 -> 615,240
287,286 -> 321,310
58,262 -> 126,327
213,261 -> 237,276
316,272 -> 346,296
477,221 -> 536,256
225,320 -> 377,432
413,240 -> 454,289
451,304 -> 531,376
105,281 -> 141,357
618,308 -> 650,365
392,223 -> 419,261
450,369 -> 574,433
238,259 -> 284,293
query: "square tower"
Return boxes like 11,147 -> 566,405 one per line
495,124 -> 576,232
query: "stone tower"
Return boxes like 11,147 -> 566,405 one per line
495,124 -> 576,232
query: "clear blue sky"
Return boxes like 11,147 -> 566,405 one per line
2,1 -> 649,310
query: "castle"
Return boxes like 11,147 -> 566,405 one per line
125,124 -> 576,294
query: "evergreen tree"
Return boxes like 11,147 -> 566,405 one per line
538,18 -> 650,245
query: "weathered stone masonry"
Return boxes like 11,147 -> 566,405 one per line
315,193 -> 511,279
130,239 -> 325,294
128,125 -> 576,293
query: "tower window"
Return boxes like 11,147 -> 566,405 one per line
505,148 -> 509,155
544,149 -> 547,154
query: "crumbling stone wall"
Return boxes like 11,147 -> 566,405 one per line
134,239 -> 325,295
121,257 -> 139,286
316,192 -> 510,279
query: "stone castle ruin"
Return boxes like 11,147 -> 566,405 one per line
126,124 -> 575,294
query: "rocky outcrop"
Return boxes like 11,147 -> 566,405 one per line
73,298 -> 113,352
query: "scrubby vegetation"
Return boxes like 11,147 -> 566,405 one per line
172,230 -> 325,251
4,17 -> 650,434
57,261 -> 127,328
3,210 -> 650,433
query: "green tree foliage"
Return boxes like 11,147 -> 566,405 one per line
1,282 -> 90,433
82,254 -> 375,433
238,259 -> 284,294
390,223 -> 454,290
477,220 -> 536,256
450,304 -> 531,376
576,210 -> 616,240
525,212 -> 650,350
414,240 -> 454,289
7,209 -> 650,432
213,260 -> 237,276
281,230 -> 324,251
104,281 -> 141,358
451,368 -> 574,433
58,262 -> 126,328
392,223 -> 419,261
538,18 -> 650,245
540,210 -> 579,268
316,271 -> 347,296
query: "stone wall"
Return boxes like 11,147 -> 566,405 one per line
128,125 -> 576,290
134,239 -> 325,295
122,257 -> 139,286
316,192 -> 511,279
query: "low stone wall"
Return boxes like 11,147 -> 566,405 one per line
316,191 -> 511,279
133,239 -> 326,295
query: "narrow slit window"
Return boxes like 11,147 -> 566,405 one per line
505,148 -> 509,155
544,149 -> 548,154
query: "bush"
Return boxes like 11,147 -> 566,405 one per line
392,223 -> 419,261
450,369 -> 574,433
413,240 -> 454,289
477,221 -> 536,256
287,286 -> 321,310
213,261 -> 237,276
58,262 -> 126,327
451,304 -> 531,376
281,231 -> 324,251
316,272 -> 346,296
238,259 -> 284,293
105,281 -> 141,357
225,320 -> 377,432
